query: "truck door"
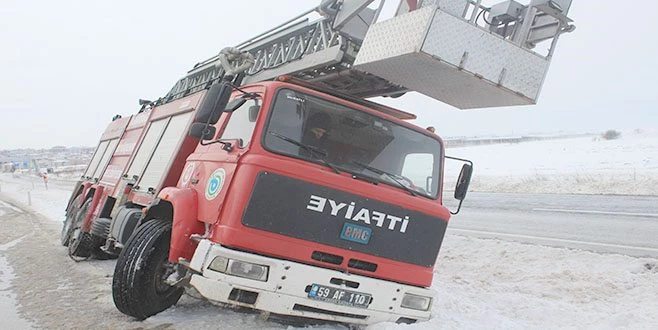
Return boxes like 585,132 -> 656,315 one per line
195,94 -> 262,223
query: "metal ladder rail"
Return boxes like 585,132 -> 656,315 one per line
163,1 -> 407,103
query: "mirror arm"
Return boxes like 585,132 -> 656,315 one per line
445,155 -> 473,167
199,139 -> 233,151
220,141 -> 233,152
199,139 -> 216,146
229,82 -> 261,99
450,200 -> 464,215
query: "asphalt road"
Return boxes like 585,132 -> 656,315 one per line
447,192 -> 658,257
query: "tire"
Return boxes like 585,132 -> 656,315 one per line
61,195 -> 82,246
68,198 -> 95,258
112,219 -> 183,320
90,217 -> 111,239
89,217 -> 116,259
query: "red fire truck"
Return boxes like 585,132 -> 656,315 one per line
64,0 -> 574,325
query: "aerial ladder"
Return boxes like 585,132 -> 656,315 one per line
163,0 -> 575,109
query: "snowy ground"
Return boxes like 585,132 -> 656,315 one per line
444,130 -> 658,196
0,132 -> 657,329
0,235 -> 35,329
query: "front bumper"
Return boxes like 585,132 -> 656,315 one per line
188,239 -> 434,325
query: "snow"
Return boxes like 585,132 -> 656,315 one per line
0,238 -> 35,329
0,174 -> 72,222
1,132 -> 657,328
422,235 -> 658,329
444,130 -> 658,196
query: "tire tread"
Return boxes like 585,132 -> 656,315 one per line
112,219 -> 183,319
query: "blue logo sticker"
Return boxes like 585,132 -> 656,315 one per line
205,168 -> 226,200
340,223 -> 372,245
309,284 -> 319,297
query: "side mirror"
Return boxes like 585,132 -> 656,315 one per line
189,122 -> 216,140
248,105 -> 261,122
195,82 -> 233,124
224,99 -> 247,112
454,164 -> 473,201
444,156 -> 473,215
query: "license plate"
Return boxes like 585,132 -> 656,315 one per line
307,284 -> 372,308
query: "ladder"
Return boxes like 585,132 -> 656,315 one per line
165,0 -> 402,103
163,0 -> 575,109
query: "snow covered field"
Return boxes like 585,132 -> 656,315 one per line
445,130 -> 658,196
0,132 -> 657,329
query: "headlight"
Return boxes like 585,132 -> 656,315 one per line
207,256 -> 269,282
401,293 -> 432,311
208,256 -> 229,272
227,259 -> 269,281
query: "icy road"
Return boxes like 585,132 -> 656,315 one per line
0,175 -> 657,328
451,192 -> 658,258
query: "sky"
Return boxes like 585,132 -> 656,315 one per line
1,0 -> 657,149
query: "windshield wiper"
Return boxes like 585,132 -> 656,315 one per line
352,161 -> 417,197
351,173 -> 379,185
269,131 -> 340,174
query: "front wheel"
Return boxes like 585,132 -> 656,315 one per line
112,219 -> 183,320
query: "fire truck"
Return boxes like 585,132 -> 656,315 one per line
63,0 -> 575,325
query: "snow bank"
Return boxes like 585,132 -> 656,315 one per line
445,131 -> 658,195
0,173 -> 72,222
419,234 -> 658,329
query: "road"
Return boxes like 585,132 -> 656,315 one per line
0,197 -> 138,329
0,193 -> 328,329
448,192 -> 658,257
2,172 -> 656,258
1,176 -> 657,328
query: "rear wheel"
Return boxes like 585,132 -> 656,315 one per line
112,219 -> 183,320
61,195 -> 82,246
68,198 -> 95,258
89,217 -> 117,260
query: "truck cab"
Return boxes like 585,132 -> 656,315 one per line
117,79 -> 468,325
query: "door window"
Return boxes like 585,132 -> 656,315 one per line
220,99 -> 261,147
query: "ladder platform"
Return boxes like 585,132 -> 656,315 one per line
353,5 -> 551,109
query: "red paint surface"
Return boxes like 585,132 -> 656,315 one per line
159,187 -> 204,263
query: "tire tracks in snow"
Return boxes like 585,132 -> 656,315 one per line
0,194 -> 144,329
0,195 -> 304,330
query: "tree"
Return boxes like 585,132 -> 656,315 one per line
602,130 -> 621,140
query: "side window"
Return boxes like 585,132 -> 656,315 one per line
220,99 -> 260,147
401,153 -> 436,193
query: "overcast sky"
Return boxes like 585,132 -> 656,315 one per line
1,0 -> 657,149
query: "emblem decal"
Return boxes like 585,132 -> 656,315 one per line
340,223 -> 372,244
205,168 -> 226,200
181,163 -> 195,186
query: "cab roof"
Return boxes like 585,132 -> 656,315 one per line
274,76 -> 416,120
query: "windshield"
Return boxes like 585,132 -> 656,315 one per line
262,88 -> 442,198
